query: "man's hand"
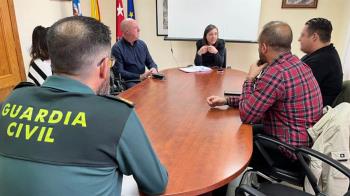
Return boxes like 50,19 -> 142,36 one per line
150,67 -> 158,74
246,62 -> 268,81
197,46 -> 208,56
206,96 -> 227,107
140,70 -> 152,81
207,46 -> 218,54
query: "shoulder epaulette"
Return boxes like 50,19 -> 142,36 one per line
100,95 -> 134,108
14,82 -> 36,89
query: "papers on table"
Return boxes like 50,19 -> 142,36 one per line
179,65 -> 212,73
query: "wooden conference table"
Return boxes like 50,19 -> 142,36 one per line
119,68 -> 253,196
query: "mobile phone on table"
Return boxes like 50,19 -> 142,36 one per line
224,90 -> 241,96
152,73 -> 165,80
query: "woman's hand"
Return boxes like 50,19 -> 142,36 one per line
197,46 -> 208,56
207,46 -> 218,54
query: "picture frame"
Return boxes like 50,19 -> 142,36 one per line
282,0 -> 318,8
156,0 -> 168,36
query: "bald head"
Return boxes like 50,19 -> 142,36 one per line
121,18 -> 136,33
259,21 -> 293,52
120,18 -> 140,43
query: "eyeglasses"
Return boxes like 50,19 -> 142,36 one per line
97,56 -> 115,68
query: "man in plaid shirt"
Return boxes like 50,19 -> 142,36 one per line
207,21 -> 323,169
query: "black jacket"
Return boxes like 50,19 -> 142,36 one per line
301,44 -> 343,106
194,39 -> 225,68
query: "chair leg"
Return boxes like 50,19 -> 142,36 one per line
239,169 -> 278,186
238,168 -> 255,186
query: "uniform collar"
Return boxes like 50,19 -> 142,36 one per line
42,75 -> 95,94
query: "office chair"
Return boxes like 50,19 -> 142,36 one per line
236,183 -> 312,196
236,147 -> 350,196
110,69 -> 142,95
250,134 -> 306,187
222,48 -> 227,68
332,80 -> 350,107
110,69 -> 125,95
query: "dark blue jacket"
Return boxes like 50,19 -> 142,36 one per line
112,38 -> 157,80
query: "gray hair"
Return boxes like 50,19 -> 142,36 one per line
47,16 -> 111,74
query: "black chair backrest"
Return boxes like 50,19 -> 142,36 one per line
109,69 -> 126,95
296,147 -> 350,195
254,134 -> 306,186
223,48 -> 227,68
332,80 -> 350,107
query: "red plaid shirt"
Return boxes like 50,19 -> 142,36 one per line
227,52 -> 323,147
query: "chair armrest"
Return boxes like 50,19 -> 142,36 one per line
254,134 -> 295,151
235,184 -> 267,196
253,134 -> 296,168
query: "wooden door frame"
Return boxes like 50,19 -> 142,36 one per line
6,0 -> 26,81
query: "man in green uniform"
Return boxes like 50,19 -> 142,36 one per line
0,16 -> 168,196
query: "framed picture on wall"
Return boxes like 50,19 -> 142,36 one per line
156,0 -> 168,36
282,0 -> 318,8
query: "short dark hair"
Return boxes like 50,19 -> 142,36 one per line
305,18 -> 332,43
30,26 -> 49,63
202,24 -> 218,45
259,21 -> 293,52
47,16 -> 111,74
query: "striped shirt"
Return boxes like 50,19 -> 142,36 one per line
227,52 -> 323,148
27,59 -> 52,86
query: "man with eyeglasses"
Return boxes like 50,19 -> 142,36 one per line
112,18 -> 158,89
0,16 -> 168,196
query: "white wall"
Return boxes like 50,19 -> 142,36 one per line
341,1 -> 350,80
13,0 -> 350,74
13,0 -> 87,73
130,0 -> 350,72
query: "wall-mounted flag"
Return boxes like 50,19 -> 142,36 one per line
91,0 -> 101,21
116,0 -> 125,39
127,0 -> 135,19
72,0 -> 82,16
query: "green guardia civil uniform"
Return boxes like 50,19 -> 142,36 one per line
0,75 -> 168,196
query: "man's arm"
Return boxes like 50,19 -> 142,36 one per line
116,110 -> 168,195
239,70 -> 283,124
112,44 -> 140,80
226,96 -> 240,107
206,95 -> 239,108
143,42 -> 158,71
